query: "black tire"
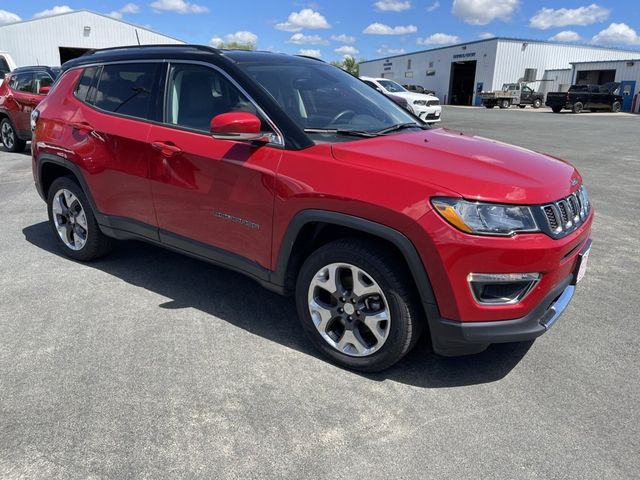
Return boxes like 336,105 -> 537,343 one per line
295,238 -> 424,372
611,101 -> 621,113
551,106 -> 562,113
47,176 -> 114,261
572,102 -> 583,114
1,118 -> 27,153
533,99 -> 542,109
499,99 -> 510,109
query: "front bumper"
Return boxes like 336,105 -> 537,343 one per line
425,238 -> 591,356
415,105 -> 442,123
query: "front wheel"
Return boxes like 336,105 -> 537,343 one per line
1,118 -> 27,153
296,239 -> 423,372
499,99 -> 510,109
572,102 -> 583,114
47,176 -> 114,261
533,99 -> 542,109
611,101 -> 621,113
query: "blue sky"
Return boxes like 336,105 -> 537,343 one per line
1,1 -> 639,61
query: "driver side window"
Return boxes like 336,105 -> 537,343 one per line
166,63 -> 266,133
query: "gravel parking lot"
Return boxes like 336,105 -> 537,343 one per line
1,106 -> 638,479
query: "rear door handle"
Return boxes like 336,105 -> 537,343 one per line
70,122 -> 94,135
151,141 -> 182,157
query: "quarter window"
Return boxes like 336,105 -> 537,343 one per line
74,66 -> 100,102
92,63 -> 159,120
165,63 -> 263,133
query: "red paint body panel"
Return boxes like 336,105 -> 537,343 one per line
0,74 -> 46,136
148,124 -> 280,267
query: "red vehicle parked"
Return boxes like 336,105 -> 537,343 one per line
0,66 -> 58,152
31,46 -> 593,371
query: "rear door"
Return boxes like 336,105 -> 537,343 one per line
70,62 -> 161,231
148,62 -> 282,269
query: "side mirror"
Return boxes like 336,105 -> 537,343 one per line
39,86 -> 51,95
210,112 -> 269,143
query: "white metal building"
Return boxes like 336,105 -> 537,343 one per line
570,59 -> 640,112
359,37 -> 640,106
0,10 -> 183,67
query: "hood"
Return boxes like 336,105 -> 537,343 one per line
331,128 -> 581,205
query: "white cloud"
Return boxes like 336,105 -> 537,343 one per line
479,32 -> 495,39
374,0 -> 411,12
452,0 -> 519,26
0,9 -> 21,24
417,33 -> 460,45
121,3 -> 140,14
288,33 -> 328,45
331,34 -> 356,43
33,5 -> 74,18
377,44 -> 406,55
335,45 -> 359,55
549,30 -> 582,42
210,31 -> 258,47
427,1 -> 440,12
298,49 -> 322,58
108,3 -> 140,19
592,23 -> 640,45
530,4 -> 609,30
150,0 -> 208,14
276,9 -> 331,32
363,23 -> 417,35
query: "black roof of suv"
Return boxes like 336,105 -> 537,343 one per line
10,65 -> 61,79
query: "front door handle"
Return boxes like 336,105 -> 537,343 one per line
151,141 -> 182,157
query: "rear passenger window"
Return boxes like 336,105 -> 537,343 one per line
93,63 -> 159,120
11,73 -> 35,93
74,66 -> 99,101
165,63 -> 265,133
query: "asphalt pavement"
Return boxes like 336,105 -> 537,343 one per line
1,106 -> 638,479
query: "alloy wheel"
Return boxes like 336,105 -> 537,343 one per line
1,121 -> 15,149
51,189 -> 88,251
307,262 -> 391,357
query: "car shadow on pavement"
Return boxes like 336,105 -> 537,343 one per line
23,221 -> 532,389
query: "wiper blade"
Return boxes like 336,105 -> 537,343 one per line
374,123 -> 425,135
303,128 -> 378,138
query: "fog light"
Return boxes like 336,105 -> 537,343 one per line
467,273 -> 540,305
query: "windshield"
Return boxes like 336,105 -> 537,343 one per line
378,79 -> 406,93
240,62 -> 419,134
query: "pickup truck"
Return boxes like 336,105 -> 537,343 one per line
545,83 -> 622,113
480,83 -> 544,109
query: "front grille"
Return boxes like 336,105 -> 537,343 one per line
427,100 -> 440,106
539,187 -> 590,237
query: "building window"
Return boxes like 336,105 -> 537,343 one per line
405,72 -> 413,78
407,59 -> 412,70
428,61 -> 434,68
426,70 -> 436,76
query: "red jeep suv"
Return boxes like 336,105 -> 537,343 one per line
0,66 -> 58,152
31,46 -> 593,371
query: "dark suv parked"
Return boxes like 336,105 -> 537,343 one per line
0,65 -> 59,152
31,45 -> 593,371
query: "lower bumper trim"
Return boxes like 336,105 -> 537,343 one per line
426,273 -> 575,357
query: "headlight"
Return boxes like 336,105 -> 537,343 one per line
432,197 -> 539,236
413,100 -> 427,106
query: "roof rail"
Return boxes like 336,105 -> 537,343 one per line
81,44 -> 222,57
294,54 -> 326,63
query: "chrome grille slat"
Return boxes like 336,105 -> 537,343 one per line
539,187 -> 590,238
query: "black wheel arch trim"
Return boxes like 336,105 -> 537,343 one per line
271,209 -> 438,308
36,154 -> 100,212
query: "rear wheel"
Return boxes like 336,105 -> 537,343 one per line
611,101 -> 621,113
47,176 -> 114,261
532,99 -> 542,109
296,239 -> 423,372
572,102 -> 583,114
1,118 -> 27,153
499,99 -> 510,109
551,106 -> 562,113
